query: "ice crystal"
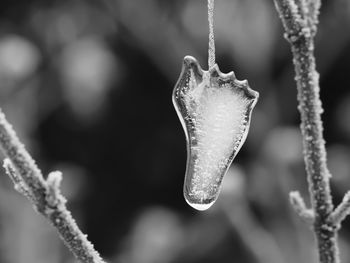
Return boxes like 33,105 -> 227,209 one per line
173,56 -> 258,210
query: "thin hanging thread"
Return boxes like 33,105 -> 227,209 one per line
208,0 -> 215,69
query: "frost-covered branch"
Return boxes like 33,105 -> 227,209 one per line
3,158 -> 35,202
307,0 -> 321,32
0,109 -> 105,263
330,192 -> 350,227
274,1 -> 341,263
289,191 -> 314,224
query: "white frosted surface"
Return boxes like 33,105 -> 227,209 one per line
182,72 -> 250,209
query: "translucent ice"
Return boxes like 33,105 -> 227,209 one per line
173,56 -> 258,211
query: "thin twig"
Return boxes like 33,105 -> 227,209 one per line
289,191 -> 314,224
307,0 -> 321,33
294,0 -> 307,20
273,0 -> 340,263
3,158 -> 35,202
208,0 -> 215,69
0,109 -> 105,263
330,191 -> 350,227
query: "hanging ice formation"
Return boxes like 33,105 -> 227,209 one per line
172,0 -> 259,211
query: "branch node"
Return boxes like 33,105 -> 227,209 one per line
274,0 -> 303,35
46,171 -> 66,208
289,191 -> 315,224
275,0 -> 317,43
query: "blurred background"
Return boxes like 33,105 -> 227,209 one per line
0,0 -> 350,262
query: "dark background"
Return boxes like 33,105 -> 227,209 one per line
0,0 -> 350,262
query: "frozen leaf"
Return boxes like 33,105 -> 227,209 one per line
173,56 -> 258,210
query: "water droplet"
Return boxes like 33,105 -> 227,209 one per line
173,56 -> 258,211
185,198 -> 214,211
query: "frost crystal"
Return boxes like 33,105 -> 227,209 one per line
173,56 -> 258,210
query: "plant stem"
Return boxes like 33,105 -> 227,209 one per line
0,109 -> 105,263
273,0 -> 340,262
291,33 -> 338,263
